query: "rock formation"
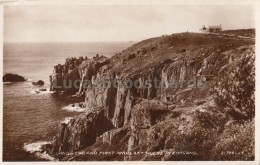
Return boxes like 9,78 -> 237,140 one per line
3,73 -> 26,82
32,80 -> 44,86
44,30 -> 255,161
49,55 -> 109,94
43,106 -> 114,156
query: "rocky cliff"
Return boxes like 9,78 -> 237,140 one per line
44,30 -> 255,161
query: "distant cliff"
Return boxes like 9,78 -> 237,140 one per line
44,29 -> 255,161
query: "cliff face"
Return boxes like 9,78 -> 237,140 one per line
49,55 -> 109,94
45,30 -> 255,161
42,106 -> 114,157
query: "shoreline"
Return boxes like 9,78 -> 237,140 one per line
5,30 -> 255,161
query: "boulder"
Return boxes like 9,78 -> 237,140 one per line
32,80 -> 44,86
130,100 -> 170,127
3,73 -> 26,82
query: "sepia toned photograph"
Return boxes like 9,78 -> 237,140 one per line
1,1 -> 256,162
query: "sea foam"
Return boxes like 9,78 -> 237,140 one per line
23,141 -> 57,161
23,141 -> 51,153
26,79 -> 33,82
3,82 -> 15,85
30,88 -> 55,94
62,103 -> 85,112
61,117 -> 74,124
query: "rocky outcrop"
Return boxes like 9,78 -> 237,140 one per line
130,100 -> 170,127
43,106 -> 114,156
102,126 -> 128,146
32,80 -> 44,86
161,58 -> 198,89
49,55 -> 109,94
213,45 -> 255,120
3,73 -> 26,82
126,100 -> 171,160
49,57 -> 82,92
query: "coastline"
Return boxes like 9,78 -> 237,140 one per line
36,30 -> 255,161
3,41 -> 133,161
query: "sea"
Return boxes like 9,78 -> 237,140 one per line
3,42 -> 133,161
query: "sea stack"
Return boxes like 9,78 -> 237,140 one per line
3,73 -> 26,82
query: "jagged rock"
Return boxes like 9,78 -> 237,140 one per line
3,73 -> 26,82
85,77 -> 117,119
113,85 -> 127,127
125,100 -> 175,160
102,126 -> 128,146
123,89 -> 134,125
50,57 -> 82,92
130,100 -> 170,128
43,107 -> 114,155
147,68 -> 161,99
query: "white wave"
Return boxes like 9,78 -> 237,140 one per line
30,88 -> 54,94
62,103 -> 85,112
26,79 -> 33,82
23,141 -> 51,153
61,117 -> 74,124
37,89 -> 55,94
3,82 -> 15,85
23,141 -> 58,161
35,152 -> 57,161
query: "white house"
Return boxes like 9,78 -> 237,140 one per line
200,24 -> 222,33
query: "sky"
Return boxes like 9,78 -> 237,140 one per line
4,5 -> 255,42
